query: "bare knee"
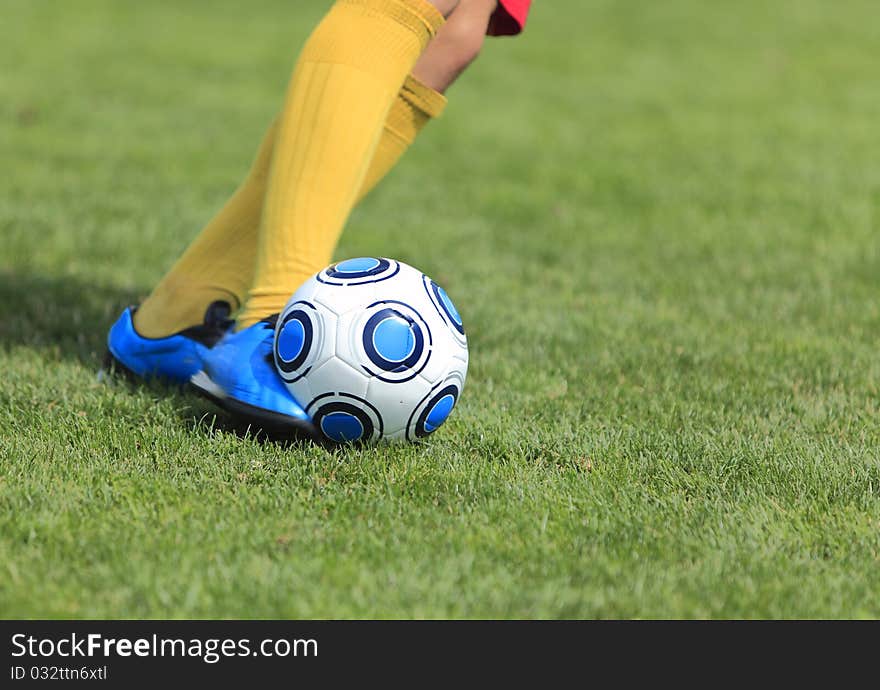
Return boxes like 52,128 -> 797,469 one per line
441,2 -> 494,69
412,0 -> 495,91
426,0 -> 461,18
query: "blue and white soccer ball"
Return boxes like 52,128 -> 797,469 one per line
274,258 -> 468,443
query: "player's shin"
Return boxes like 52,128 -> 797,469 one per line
236,0 -> 445,328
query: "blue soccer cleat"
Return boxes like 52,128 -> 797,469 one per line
189,317 -> 315,436
104,301 -> 233,385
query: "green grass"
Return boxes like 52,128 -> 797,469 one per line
2,0 -> 880,618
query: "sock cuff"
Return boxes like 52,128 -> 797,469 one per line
382,78 -> 443,147
401,74 -> 448,118
338,0 -> 445,43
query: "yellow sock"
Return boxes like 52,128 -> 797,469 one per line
236,0 -> 444,328
133,73 -> 445,338
359,74 -> 447,195
133,121 -> 277,337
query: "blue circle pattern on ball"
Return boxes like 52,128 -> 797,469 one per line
309,397 -> 381,443
410,384 -> 459,439
319,258 -> 400,286
274,307 -> 314,377
424,394 -> 455,432
335,257 -> 381,274
427,279 -> 465,336
277,318 -> 305,363
320,412 -> 365,443
372,316 -> 416,363
363,308 -> 424,373
324,257 -> 389,280
437,286 -> 462,327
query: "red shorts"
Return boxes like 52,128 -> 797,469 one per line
487,0 -> 531,36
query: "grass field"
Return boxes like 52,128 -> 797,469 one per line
2,0 -> 880,618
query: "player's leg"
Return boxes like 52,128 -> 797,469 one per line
108,0 -> 447,386
103,125 -> 278,384
109,0 -> 499,389
130,74 -> 446,347
411,0 -> 497,93
359,0 -> 498,196
235,0 -> 447,327
129,0 -> 493,344
133,121 -> 279,339
238,0 -> 498,329
197,0 -> 502,428
193,0 -> 448,425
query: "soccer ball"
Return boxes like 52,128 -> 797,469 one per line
273,257 -> 468,443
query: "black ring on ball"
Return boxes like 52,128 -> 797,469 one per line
408,384 -> 460,440
362,308 -> 425,373
422,276 -> 466,336
317,258 -> 401,286
275,307 -> 314,375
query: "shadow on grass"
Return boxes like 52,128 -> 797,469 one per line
183,403 -> 323,449
0,270 -> 322,447
0,270 -> 140,366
